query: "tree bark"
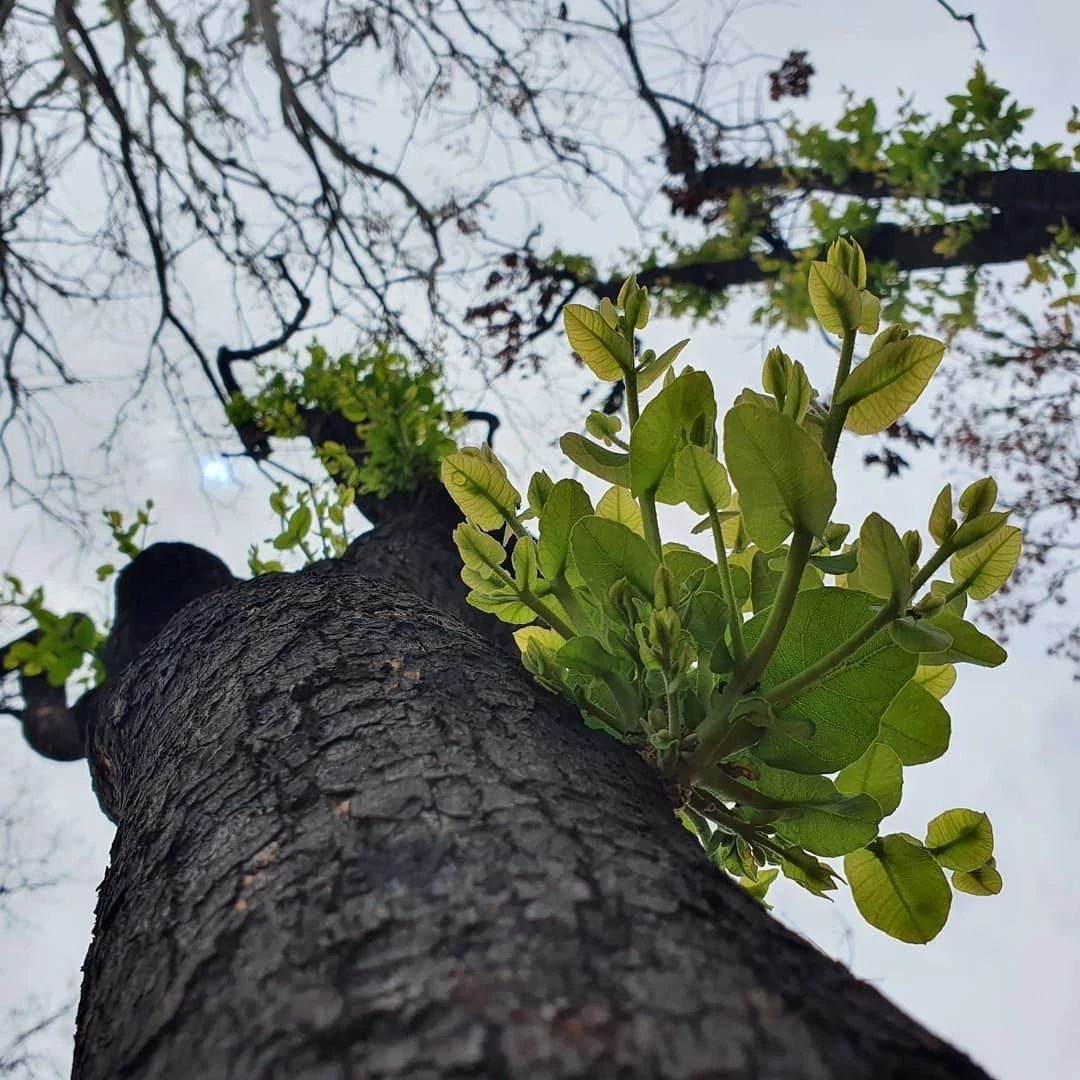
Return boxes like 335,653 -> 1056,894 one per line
73,498 -> 991,1079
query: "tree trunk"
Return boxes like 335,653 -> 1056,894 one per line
73,489 -> 990,1079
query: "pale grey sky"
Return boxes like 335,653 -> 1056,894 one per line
2,3 -> 1077,1077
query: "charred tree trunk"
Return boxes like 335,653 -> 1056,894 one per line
73,486 -> 990,1079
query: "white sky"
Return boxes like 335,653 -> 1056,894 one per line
2,2 -> 1078,1077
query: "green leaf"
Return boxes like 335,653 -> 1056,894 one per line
723,404 -> 836,549
920,612 -> 1006,667
845,835 -> 952,943
441,451 -> 521,531
852,513 -> 911,606
570,516 -> 660,602
684,591 -> 729,650
949,526 -> 1022,600
453,523 -> 507,578
563,304 -> 631,380
835,335 -> 946,435
513,625 -> 564,657
958,476 -> 997,519
586,411 -> 622,444
557,636 -> 622,676
538,479 -> 593,580
288,504 -> 313,540
664,547 -> 713,588
949,511 -> 1010,554
809,550 -> 858,574
929,483 -> 954,545
739,867 -> 779,906
761,347 -> 812,423
596,485 -> 644,536
630,370 -> 717,502
636,338 -> 689,391
952,857 -> 1003,896
744,588 -> 916,773
913,664 -> 957,699
72,617 -> 98,653
512,537 -> 540,591
877,681 -> 951,765
527,471 -> 555,517
467,589 -> 536,624
559,433 -> 632,487
780,850 -> 841,898
673,445 -> 731,514
925,809 -> 994,872
888,616 -> 954,654
808,261 -> 863,334
836,743 -> 903,816
858,290 -> 881,334
750,765 -> 881,856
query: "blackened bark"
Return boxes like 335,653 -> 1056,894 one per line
74,532 -> 991,1078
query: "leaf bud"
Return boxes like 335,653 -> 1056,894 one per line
902,529 -> 923,565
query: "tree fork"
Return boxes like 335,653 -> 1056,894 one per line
74,518 -> 989,1079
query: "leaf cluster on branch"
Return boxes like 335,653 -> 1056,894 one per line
444,239 -> 1017,941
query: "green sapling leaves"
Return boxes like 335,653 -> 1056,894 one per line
443,236 -> 1018,943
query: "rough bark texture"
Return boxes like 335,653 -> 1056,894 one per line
73,524 -> 992,1079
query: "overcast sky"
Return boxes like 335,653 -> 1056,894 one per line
2,2 -> 1078,1077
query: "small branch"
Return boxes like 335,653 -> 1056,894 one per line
934,1 -> 987,51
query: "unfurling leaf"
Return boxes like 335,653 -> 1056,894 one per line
630,370 -> 717,501
808,261 -> 863,334
852,513 -> 911,607
563,304 -> 631,380
538,479 -> 593,580
929,483 -> 955,545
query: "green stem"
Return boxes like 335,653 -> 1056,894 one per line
763,599 -> 898,709
623,357 -> 665,560
821,328 -> 858,463
910,543 -> 953,595
550,578 -> 592,636
484,560 -> 578,640
689,527 -> 813,772
745,528 -> 814,683
709,508 -> 747,665
665,677 -> 681,742
639,496 -> 664,560
693,765 -> 784,811
696,802 -> 791,862
689,327 -> 859,775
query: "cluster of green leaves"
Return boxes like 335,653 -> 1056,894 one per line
246,480 -> 357,575
226,341 -> 464,499
2,502 -> 156,691
229,340 -> 467,575
443,239 -> 1019,942
1,575 -> 105,691
95,499 -> 155,582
